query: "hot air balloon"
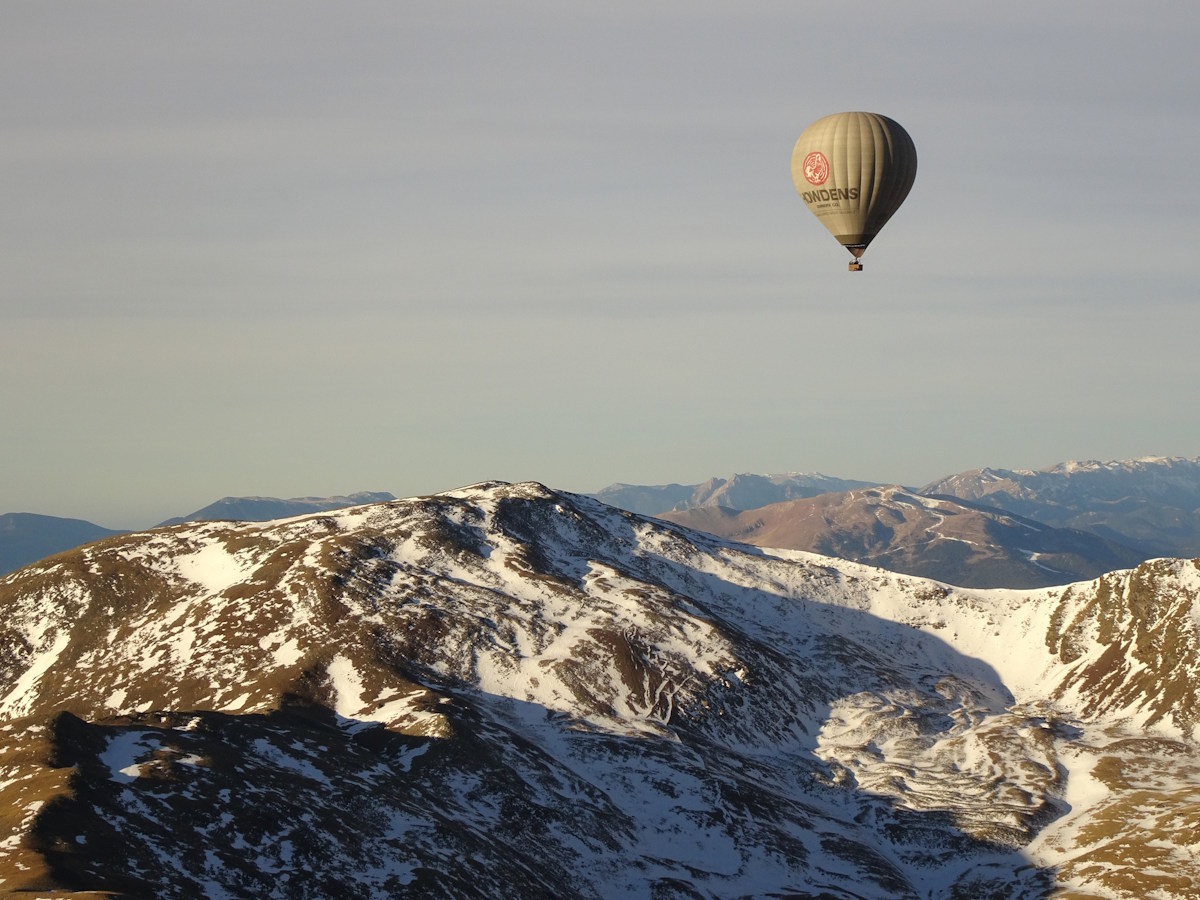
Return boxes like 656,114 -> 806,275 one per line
791,111 -> 916,271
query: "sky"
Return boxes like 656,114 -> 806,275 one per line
3,2 -> 1199,528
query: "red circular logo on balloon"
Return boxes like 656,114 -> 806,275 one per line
802,151 -> 830,186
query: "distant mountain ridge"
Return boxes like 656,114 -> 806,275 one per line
598,457 -> 1200,584
0,492 -> 396,576
0,513 -> 124,576
661,485 -> 1146,588
156,491 -> 396,527
921,456 -> 1200,558
593,472 -> 878,516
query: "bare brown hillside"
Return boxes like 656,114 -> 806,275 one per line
660,486 -> 1145,588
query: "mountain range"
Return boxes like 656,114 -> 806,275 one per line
592,457 -> 1200,588
922,458 -> 1200,558
0,481 -> 1197,896
659,485 -> 1148,589
593,473 -> 878,517
9,457 -> 1199,590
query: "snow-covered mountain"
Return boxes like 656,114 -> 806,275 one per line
659,486 -> 1146,588
922,456 -> 1200,558
1,483 -> 1198,897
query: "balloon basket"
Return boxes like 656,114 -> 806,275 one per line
848,260 -> 863,272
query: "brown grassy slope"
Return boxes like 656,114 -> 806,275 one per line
659,486 -> 1146,588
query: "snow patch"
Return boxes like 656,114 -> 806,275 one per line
327,654 -> 366,720
101,730 -> 161,783
176,542 -> 252,595
0,630 -> 70,717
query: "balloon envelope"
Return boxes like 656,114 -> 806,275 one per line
791,112 -> 917,259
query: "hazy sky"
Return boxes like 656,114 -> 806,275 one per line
4,2 -> 1199,527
